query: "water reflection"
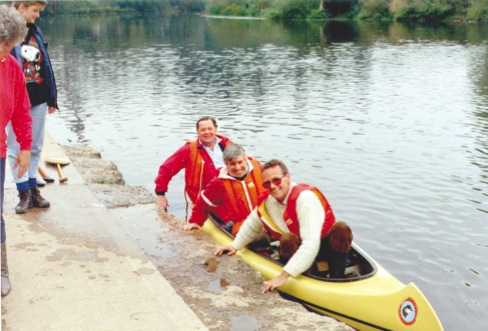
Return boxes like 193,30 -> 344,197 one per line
39,14 -> 488,330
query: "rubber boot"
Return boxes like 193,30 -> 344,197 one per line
1,243 -> 11,297
31,187 -> 50,208
15,189 -> 32,214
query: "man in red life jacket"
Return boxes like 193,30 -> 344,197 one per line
215,159 -> 353,293
154,116 -> 233,212
183,144 -> 265,236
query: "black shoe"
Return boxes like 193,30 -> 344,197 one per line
15,190 -> 33,214
31,187 -> 50,208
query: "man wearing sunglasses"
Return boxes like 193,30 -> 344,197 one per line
182,144 -> 265,236
215,159 -> 352,293
154,116 -> 233,213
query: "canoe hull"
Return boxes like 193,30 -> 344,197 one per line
202,218 -> 443,331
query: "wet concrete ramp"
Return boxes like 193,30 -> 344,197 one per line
1,135 -> 207,331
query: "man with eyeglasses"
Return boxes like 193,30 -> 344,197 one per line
215,159 -> 353,293
182,144 -> 265,236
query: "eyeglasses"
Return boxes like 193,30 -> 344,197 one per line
262,176 -> 285,190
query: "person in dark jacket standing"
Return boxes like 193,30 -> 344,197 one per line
7,0 -> 58,214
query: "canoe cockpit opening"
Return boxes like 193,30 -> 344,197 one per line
305,248 -> 376,282
209,214 -> 377,282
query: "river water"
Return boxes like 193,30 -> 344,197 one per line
39,13 -> 487,330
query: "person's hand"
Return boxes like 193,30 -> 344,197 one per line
13,150 -> 31,178
47,106 -> 57,114
156,195 -> 169,211
214,246 -> 237,256
183,223 -> 201,231
261,271 -> 290,293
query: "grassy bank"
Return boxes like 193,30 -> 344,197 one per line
39,0 -> 488,23
42,0 -> 205,16
360,0 -> 488,23
205,0 -> 488,23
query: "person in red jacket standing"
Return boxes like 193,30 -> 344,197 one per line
154,116 -> 233,214
0,4 -> 33,297
183,144 -> 264,236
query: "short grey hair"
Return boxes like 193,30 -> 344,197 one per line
223,144 -> 246,164
0,5 -> 27,44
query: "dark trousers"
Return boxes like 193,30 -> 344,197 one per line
317,235 -> 348,278
279,232 -> 348,279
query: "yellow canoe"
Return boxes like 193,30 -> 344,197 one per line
202,217 -> 443,331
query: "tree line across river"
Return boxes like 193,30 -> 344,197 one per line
41,0 -> 488,24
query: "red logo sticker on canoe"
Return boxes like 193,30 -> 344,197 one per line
399,297 -> 417,326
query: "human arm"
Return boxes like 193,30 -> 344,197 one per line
155,194 -> 169,210
230,208 -> 264,250
36,28 -> 59,112
185,195 -> 209,228
154,144 -> 190,210
183,223 -> 201,231
185,179 -> 223,228
214,246 -> 237,256
7,61 -> 32,174
282,191 -> 325,278
8,60 -> 33,155
260,192 -> 324,293
214,208 -> 262,256
12,150 -> 31,178
262,271 -> 290,293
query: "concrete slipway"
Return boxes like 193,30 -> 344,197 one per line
1,134 -> 353,331
1,134 -> 208,331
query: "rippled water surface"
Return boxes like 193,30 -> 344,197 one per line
40,14 -> 487,330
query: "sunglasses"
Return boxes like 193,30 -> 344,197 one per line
262,176 -> 285,190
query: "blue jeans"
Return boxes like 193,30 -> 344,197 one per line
7,102 -> 47,190
1,158 -> 6,243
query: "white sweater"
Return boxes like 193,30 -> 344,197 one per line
232,184 -> 325,277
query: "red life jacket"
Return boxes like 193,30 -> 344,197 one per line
256,184 -> 335,241
184,136 -> 232,202
220,158 -> 265,235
